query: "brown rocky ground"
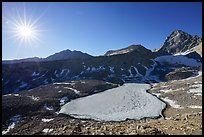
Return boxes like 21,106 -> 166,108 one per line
5,111 -> 201,135
2,74 -> 202,135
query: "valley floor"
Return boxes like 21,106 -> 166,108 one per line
2,74 -> 202,135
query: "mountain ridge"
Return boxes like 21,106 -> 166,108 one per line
156,30 -> 202,55
2,29 -> 202,94
2,49 -> 93,64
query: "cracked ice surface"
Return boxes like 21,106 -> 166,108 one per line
59,83 -> 166,121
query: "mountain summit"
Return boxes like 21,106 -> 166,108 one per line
156,30 -> 202,55
104,44 -> 152,56
3,49 -> 93,64
44,49 -> 92,61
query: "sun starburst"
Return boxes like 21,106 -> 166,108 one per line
3,3 -> 47,47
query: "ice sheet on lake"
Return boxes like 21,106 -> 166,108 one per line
59,83 -> 166,121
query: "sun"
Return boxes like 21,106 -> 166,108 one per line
17,25 -> 34,38
3,3 -> 46,47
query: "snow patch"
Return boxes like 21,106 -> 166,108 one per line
3,94 -> 12,96
14,94 -> 19,96
179,71 -> 202,81
54,82 -> 75,85
32,71 -> 40,76
107,48 -> 134,56
144,61 -> 160,82
109,66 -> 115,73
188,105 -> 202,109
159,88 -> 184,93
28,95 -> 40,101
154,55 -> 201,67
44,79 -> 48,84
19,82 -> 28,88
188,82 -> 202,95
44,104 -> 54,111
51,77 -> 55,82
55,69 -> 69,77
2,123 -> 15,135
86,67 -> 90,71
174,44 -> 200,56
42,118 -> 54,122
161,97 -> 183,109
60,69 -> 66,75
59,96 -> 69,106
64,87 -> 80,94
55,86 -> 59,89
2,115 -> 21,135
151,92 -> 161,97
42,128 -> 53,133
194,93 -> 202,96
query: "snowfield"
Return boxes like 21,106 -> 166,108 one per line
59,83 -> 166,121
154,55 -> 201,67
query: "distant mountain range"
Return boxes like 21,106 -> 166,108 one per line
2,49 -> 92,64
2,30 -> 202,94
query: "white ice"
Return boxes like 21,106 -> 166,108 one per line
59,83 -> 166,121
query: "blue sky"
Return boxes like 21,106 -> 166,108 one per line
2,2 -> 202,60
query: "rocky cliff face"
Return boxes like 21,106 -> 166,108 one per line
195,42 -> 202,57
156,30 -> 202,55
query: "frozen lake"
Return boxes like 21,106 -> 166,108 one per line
59,83 -> 166,121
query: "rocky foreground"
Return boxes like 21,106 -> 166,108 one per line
2,74 -> 202,135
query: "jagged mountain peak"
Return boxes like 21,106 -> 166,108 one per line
156,30 -> 202,55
